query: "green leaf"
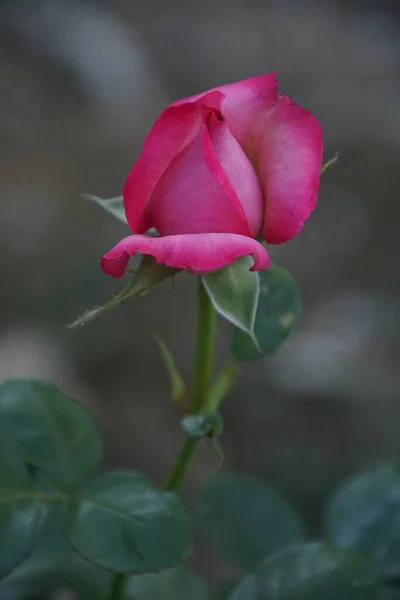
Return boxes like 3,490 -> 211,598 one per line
196,472 -> 306,569
208,580 -> 239,600
0,444 -> 48,580
379,587 -> 400,600
154,334 -> 187,408
84,194 -> 128,225
182,412 -> 223,438
0,379 -> 102,490
324,464 -> 400,576
231,265 -> 301,360
129,566 -> 208,600
7,506 -> 69,584
203,257 -> 259,340
69,255 -> 180,328
64,471 -> 192,573
228,542 -> 380,600
7,505 -> 111,599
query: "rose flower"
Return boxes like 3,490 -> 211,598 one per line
101,74 -> 323,277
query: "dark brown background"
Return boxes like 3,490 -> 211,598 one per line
1,0 -> 400,586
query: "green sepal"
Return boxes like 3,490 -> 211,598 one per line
321,151 -> 341,175
231,264 -> 301,360
69,255 -> 180,328
83,194 -> 127,225
202,256 -> 259,343
84,194 -> 158,237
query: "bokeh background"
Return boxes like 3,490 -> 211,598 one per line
1,0 -> 400,590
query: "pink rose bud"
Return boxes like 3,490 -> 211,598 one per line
101,74 -> 323,277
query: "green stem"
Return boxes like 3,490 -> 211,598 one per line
108,573 -> 128,600
107,278 -> 217,599
191,279 -> 217,413
164,279 -> 217,490
164,436 -> 198,491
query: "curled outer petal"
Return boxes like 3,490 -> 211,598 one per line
101,233 -> 270,278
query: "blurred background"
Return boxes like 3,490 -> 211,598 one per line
1,0 -> 400,592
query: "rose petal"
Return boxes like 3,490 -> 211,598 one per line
172,75 -> 323,243
149,115 -> 260,237
256,95 -> 323,244
101,233 -> 270,278
205,113 -> 263,236
173,73 -> 279,149
123,90 -> 225,233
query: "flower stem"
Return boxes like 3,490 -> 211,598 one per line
163,436 -> 198,491
164,279 -> 216,489
191,278 -> 217,413
107,278 -> 217,599
108,573 -> 128,600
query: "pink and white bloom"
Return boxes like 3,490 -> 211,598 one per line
101,74 -> 323,277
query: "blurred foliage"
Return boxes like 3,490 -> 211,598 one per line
231,265 -> 301,360
1,378 -> 400,599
